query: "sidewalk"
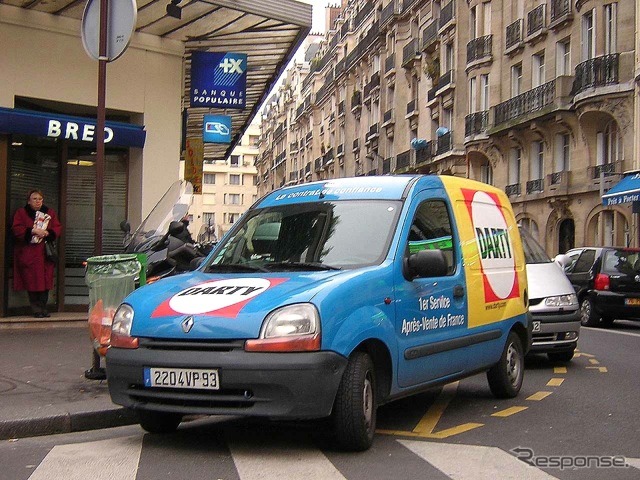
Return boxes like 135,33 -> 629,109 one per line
0,315 -> 137,440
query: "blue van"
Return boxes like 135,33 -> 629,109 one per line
106,175 -> 531,451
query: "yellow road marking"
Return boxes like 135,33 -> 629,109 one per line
377,423 -> 484,440
587,366 -> 608,373
547,378 -> 564,387
589,358 -> 600,365
413,382 -> 459,435
491,406 -> 528,417
527,391 -> 553,401
554,367 -> 567,374
574,352 -> 594,358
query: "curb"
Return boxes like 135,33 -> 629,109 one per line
0,407 -> 138,440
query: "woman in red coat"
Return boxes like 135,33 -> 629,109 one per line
12,189 -> 63,317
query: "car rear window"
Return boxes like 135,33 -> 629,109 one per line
602,250 -> 640,275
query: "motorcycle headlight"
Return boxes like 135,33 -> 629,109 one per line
110,304 -> 138,349
245,304 -> 321,352
545,294 -> 578,308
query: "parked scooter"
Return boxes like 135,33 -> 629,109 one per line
119,180 -> 207,283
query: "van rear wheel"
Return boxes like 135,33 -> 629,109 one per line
487,331 -> 524,398
330,351 -> 376,451
137,410 -> 182,434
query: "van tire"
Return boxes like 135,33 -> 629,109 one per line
487,331 -> 524,398
330,352 -> 376,451
137,410 -> 182,434
580,298 -> 600,327
547,349 -> 574,362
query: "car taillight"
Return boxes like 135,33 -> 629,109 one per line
594,273 -> 610,291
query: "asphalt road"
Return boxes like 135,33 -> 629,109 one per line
1,323 -> 639,480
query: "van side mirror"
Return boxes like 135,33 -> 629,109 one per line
120,220 -> 131,233
404,249 -> 448,280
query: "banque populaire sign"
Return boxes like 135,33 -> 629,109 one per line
190,51 -> 247,109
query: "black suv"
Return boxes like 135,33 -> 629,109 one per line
564,247 -> 640,326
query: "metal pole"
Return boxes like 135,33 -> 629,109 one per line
95,0 -> 108,256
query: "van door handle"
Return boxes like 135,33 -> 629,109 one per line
453,285 -> 465,298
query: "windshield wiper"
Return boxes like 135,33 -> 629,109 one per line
204,263 -> 269,273
264,261 -> 341,271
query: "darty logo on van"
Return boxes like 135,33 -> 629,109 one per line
462,189 -> 519,303
151,278 -> 287,318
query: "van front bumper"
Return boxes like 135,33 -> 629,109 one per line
106,344 -> 348,419
529,310 -> 580,353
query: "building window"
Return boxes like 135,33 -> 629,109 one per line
230,155 -> 240,167
588,210 -> 628,246
202,212 -> 215,227
470,5 -> 477,39
480,160 -> 493,185
203,173 -> 216,184
519,218 -> 539,240
556,39 -> 571,76
249,135 -> 259,147
480,74 -> 490,111
604,3 -> 617,54
582,9 -> 595,60
469,77 -> 477,113
225,193 -> 241,205
509,147 -> 521,185
226,212 -> 240,224
555,133 -> 570,172
444,42 -> 455,72
229,174 -> 241,185
532,52 -> 545,88
511,63 -> 522,96
530,141 -> 544,180
252,175 -> 258,186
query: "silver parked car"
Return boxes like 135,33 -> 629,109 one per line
520,227 -> 580,362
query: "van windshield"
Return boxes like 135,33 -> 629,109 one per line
206,200 -> 402,271
519,226 -> 552,264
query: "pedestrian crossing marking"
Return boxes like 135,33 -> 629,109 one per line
586,366 -> 608,373
527,391 -> 553,401
28,436 -> 142,480
399,440 -> 558,479
491,406 -> 528,417
589,358 -> 600,365
546,378 -> 564,387
628,457 -> 640,469
378,381 -> 483,439
553,367 -> 567,374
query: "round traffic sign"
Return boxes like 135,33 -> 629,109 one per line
81,0 -> 137,62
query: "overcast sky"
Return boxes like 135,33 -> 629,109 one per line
299,0 -> 330,33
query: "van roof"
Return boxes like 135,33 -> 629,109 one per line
258,175 -> 430,207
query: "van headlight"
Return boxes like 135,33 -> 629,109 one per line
245,303 -> 321,352
110,304 -> 139,349
545,294 -> 578,307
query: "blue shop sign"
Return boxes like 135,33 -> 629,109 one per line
0,107 -> 146,148
190,51 -> 247,109
203,115 -> 232,143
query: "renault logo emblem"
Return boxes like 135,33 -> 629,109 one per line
181,316 -> 194,333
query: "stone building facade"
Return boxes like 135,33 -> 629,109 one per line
257,0 -> 639,255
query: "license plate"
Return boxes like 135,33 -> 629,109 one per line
624,298 -> 640,306
532,321 -> 541,333
144,367 -> 219,390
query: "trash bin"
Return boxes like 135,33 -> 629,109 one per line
86,254 -> 141,357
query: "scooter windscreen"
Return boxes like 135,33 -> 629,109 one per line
125,180 -> 193,253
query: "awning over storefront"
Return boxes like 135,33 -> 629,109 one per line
0,107 -> 146,148
602,172 -> 640,206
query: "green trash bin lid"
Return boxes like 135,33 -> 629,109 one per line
86,254 -> 139,265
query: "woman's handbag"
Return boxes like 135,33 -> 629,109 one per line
45,240 -> 58,263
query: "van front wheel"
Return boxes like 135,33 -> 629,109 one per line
330,352 -> 376,451
487,331 -> 524,398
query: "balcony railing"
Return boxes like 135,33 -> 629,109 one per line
415,142 -> 433,164
323,148 -> 335,164
506,19 -> 523,50
505,183 -> 521,197
465,111 -> 489,137
354,1 -> 374,28
368,123 -> 379,138
351,90 -> 362,109
335,58 -> 346,77
550,0 -> 571,23
337,144 -> 344,157
383,109 -> 394,124
422,20 -> 438,51
526,4 -> 545,37
466,35 -> 492,64
289,171 -> 299,182
402,39 -> 420,67
338,100 -> 345,116
385,54 -> 395,73
402,0 -> 419,12
353,138 -> 360,151
382,157 -> 391,174
591,162 -> 618,179
440,1 -> 454,29
340,20 -> 350,39
314,157 -> 323,172
381,0 -> 398,26
435,69 -> 454,92
406,99 -> 418,116
494,80 -> 556,126
526,178 -> 544,194
436,131 -> 453,155
396,150 -> 411,170
572,54 -> 619,95
305,163 -> 311,175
